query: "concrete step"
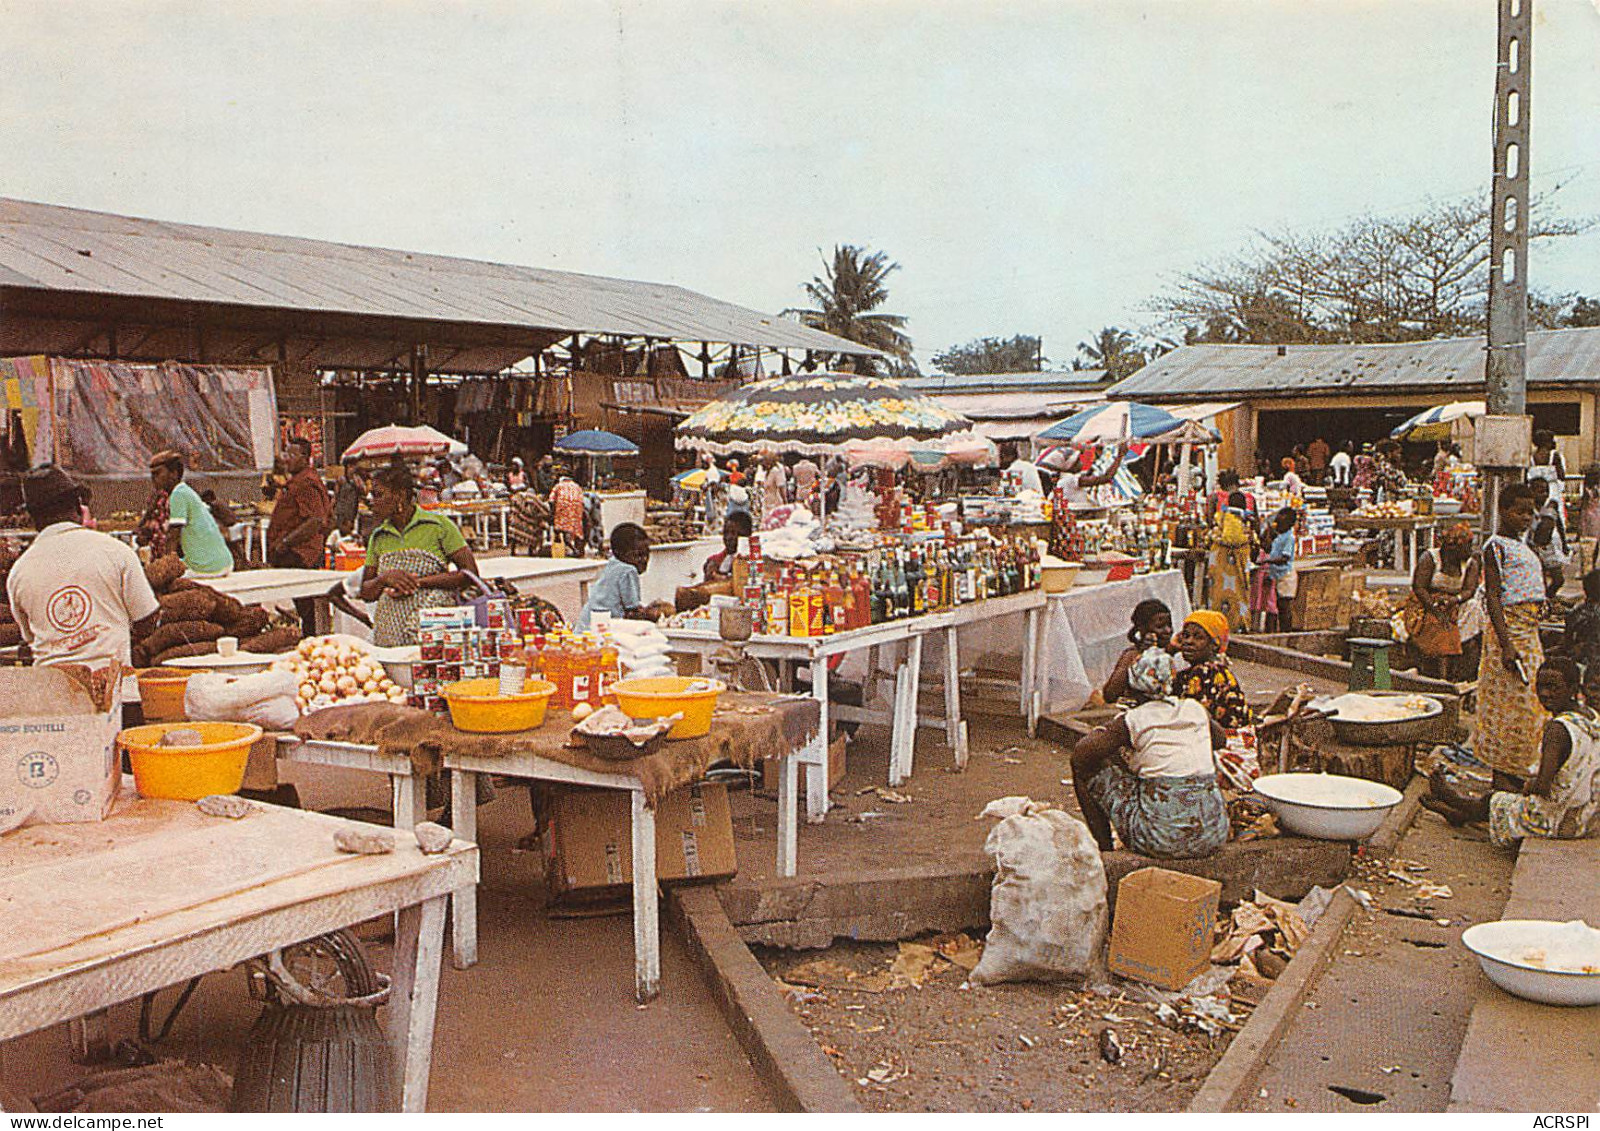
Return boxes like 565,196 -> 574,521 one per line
1447,836 -> 1600,1113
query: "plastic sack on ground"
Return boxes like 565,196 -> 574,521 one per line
184,670 -> 300,732
969,796 -> 1109,986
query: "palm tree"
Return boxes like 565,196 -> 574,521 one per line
1076,326 -> 1145,379
786,245 -> 914,372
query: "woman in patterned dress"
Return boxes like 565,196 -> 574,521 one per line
1478,482 -> 1548,788
1426,658 -> 1600,846
1176,610 -> 1260,788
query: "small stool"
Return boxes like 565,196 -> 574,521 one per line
1347,637 -> 1393,691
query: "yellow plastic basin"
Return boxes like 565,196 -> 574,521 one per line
138,668 -> 195,722
613,677 -> 725,740
443,678 -> 556,733
118,721 -> 263,801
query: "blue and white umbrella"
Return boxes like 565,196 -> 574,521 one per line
1037,402 -> 1200,445
553,429 -> 639,456
1390,400 -> 1485,442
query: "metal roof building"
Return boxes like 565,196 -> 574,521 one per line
1106,328 -> 1600,401
1104,327 -> 1600,475
0,196 -> 874,375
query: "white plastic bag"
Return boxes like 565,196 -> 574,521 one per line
969,796 -> 1109,986
184,670 -> 301,732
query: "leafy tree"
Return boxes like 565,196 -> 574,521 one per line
1571,296 -> 1600,327
1075,326 -> 1146,379
1149,190 -> 1590,344
930,334 -> 1043,375
784,245 -> 914,373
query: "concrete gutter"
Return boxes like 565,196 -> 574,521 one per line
1188,775 -> 1427,1113
666,885 -> 862,1113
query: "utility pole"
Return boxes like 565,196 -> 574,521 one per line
1482,0 -> 1532,529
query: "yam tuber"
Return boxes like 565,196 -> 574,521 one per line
144,556 -> 185,593
242,626 -> 301,655
143,620 -> 224,655
223,605 -> 270,638
153,641 -> 223,664
159,590 -> 216,622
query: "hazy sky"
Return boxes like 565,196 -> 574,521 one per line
2,0 -> 1597,369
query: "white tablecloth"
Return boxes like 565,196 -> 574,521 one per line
1039,571 -> 1192,713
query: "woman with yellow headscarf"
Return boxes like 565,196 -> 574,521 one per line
1176,610 -> 1260,789
1206,491 -> 1255,633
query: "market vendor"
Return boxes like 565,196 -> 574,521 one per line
148,451 -> 233,578
703,510 -> 753,582
575,522 -> 671,631
1175,611 -> 1253,728
1070,647 -> 1230,859
1478,482 -> 1546,790
1425,658 -> 1600,845
1102,598 -> 1173,703
1407,519 -> 1481,681
359,464 -> 481,647
7,465 -> 160,668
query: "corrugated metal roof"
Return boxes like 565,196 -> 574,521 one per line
1106,328 -> 1600,400
0,196 -> 877,356
927,391 -> 1100,421
906,369 -> 1107,393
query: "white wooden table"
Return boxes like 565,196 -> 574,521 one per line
662,589 -> 1046,820
278,724 -> 810,1004
0,795 -> 477,1113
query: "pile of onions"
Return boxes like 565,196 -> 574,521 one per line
274,636 -> 407,713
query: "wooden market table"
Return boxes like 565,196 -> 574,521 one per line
278,690 -> 818,1003
0,796 -> 477,1113
662,589 -> 1047,820
1336,513 -> 1437,573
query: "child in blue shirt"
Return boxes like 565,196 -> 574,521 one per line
1266,507 -> 1299,632
576,522 -> 664,631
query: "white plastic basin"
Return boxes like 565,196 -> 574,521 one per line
1252,772 -> 1403,841
1461,920 -> 1600,1007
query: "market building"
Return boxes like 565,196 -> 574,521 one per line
0,196 -> 872,512
1107,327 -> 1600,476
902,369 -> 1110,456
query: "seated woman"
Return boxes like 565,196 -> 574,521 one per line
359,464 -> 481,647
1426,658 -> 1600,846
1071,648 -> 1231,859
1176,610 -> 1259,789
1101,598 -> 1174,704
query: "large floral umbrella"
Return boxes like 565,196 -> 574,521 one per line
342,424 -> 467,461
676,372 -> 970,456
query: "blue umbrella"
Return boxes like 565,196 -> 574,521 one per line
553,429 -> 639,456
1036,402 -> 1190,445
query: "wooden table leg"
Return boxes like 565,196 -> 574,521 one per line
888,651 -> 912,787
393,772 -> 426,830
630,790 -> 661,1003
777,752 -> 799,878
389,894 -> 448,1113
944,625 -> 969,769
449,770 -> 479,970
864,644 -> 882,705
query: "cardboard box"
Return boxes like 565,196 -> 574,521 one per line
1107,867 -> 1222,990
0,667 -> 123,828
763,733 -> 846,793
542,781 -> 737,900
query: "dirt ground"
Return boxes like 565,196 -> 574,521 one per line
756,935 -> 1237,1112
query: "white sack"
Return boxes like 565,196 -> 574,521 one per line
969,797 -> 1109,986
184,669 -> 301,732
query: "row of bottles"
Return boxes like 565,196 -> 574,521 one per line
517,630 -> 620,710
742,534 -> 1041,638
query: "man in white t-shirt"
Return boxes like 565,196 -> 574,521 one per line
6,466 -> 161,669
1049,443 -> 1128,509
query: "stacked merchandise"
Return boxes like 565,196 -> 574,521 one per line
596,617 -> 673,681
410,603 -> 520,711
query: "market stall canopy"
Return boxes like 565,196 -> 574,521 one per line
1391,400 -> 1486,442
553,429 -> 640,457
675,372 -> 971,456
1036,402 -> 1192,445
342,424 -> 468,461
843,430 -> 997,472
